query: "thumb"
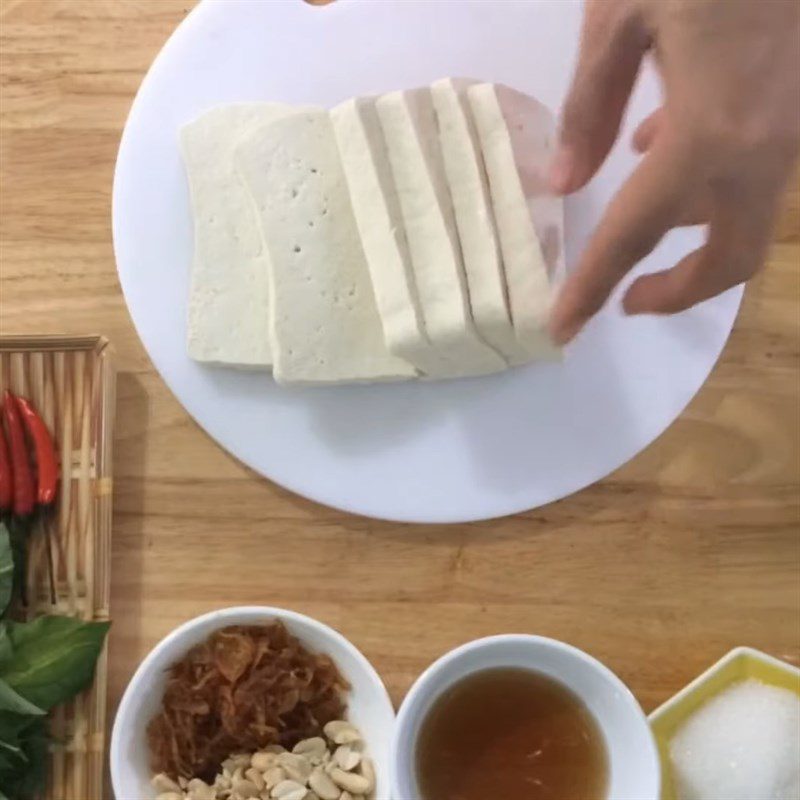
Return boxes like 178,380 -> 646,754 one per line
550,1 -> 651,195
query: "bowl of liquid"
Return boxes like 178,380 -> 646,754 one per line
392,634 -> 660,800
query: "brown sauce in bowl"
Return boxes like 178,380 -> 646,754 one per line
416,667 -> 609,800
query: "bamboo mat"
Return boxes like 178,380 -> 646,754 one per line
0,335 -> 114,800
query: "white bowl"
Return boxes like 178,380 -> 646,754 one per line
392,635 -> 660,800
111,606 -> 395,800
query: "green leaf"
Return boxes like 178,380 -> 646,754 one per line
0,711 -> 35,742
0,625 -> 12,667
0,717 -> 48,800
0,736 -> 24,760
0,679 -> 44,718
0,756 -> 16,781
0,524 -> 12,617
0,718 -> 29,787
12,719 -> 48,800
0,751 -> 22,785
0,616 -> 110,711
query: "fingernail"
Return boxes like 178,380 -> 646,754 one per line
548,146 -> 575,195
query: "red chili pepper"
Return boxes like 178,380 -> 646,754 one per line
0,422 -> 12,513
15,395 -> 59,508
2,391 -> 35,517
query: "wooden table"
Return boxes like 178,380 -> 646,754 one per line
2,0 -> 798,753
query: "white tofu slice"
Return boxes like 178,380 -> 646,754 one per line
235,110 -> 416,386
467,83 -> 563,359
431,78 -> 531,366
375,88 -> 507,377
330,97 -> 449,376
181,103 -> 295,368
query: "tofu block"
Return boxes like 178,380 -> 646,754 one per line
235,110 -> 416,386
331,97 -> 449,376
181,103 -> 298,368
431,78 -> 530,366
376,88 -> 507,377
467,83 -> 562,359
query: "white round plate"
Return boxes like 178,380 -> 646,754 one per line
113,0 -> 742,524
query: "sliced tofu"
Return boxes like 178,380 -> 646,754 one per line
376,88 -> 507,377
496,85 -> 566,289
431,78 -> 531,366
181,103 -> 297,368
467,83 -> 562,359
331,97 -> 449,376
235,110 -> 416,386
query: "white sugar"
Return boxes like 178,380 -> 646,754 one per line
670,678 -> 800,800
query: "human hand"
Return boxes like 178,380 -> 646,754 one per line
549,0 -> 800,345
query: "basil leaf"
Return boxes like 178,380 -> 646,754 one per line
0,616 -> 110,711
0,751 -> 23,786
0,710 -> 42,799
0,736 -> 24,761
0,524 -> 12,617
0,717 -> 48,800
0,625 -> 11,667
0,680 -> 43,718
12,719 -> 48,800
0,757 -> 16,782
0,711 -> 35,741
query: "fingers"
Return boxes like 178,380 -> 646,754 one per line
622,246 -> 719,314
632,109 -> 713,224
675,194 -> 712,227
550,1 -> 651,195
632,108 -> 664,153
622,242 -> 757,315
623,187 -> 779,314
549,143 -> 686,343
631,109 -> 714,224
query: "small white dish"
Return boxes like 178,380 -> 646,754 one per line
110,606 -> 394,800
392,634 -> 660,800
649,647 -> 800,800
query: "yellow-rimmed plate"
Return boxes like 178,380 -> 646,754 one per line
649,647 -> 800,800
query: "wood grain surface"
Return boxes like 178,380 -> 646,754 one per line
1,0 -> 798,773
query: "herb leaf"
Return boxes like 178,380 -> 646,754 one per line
0,711 -> 33,782
0,736 -> 25,761
0,626 -> 11,667
0,680 -> 44,718
0,524 -> 12,617
0,710 -> 36,741
0,616 -> 110,711
13,718 -> 48,799
0,716 -> 48,800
